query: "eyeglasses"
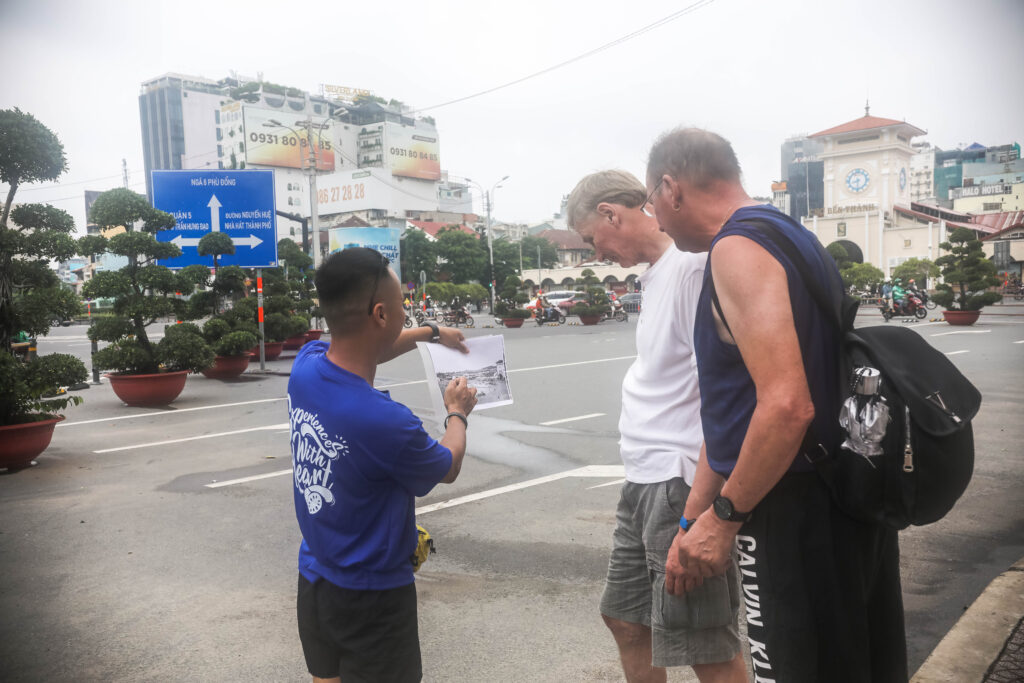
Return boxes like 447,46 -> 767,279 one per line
367,252 -> 390,315
641,177 -> 664,218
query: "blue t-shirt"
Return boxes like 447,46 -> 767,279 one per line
288,341 -> 452,590
693,205 -> 841,477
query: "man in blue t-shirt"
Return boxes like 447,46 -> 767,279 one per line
289,247 -> 477,683
644,128 -> 907,682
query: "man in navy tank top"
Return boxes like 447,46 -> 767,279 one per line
646,128 -> 907,682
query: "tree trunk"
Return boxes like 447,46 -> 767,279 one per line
0,183 -> 19,352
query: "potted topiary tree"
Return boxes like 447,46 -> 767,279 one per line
0,107 -> 89,470
79,189 -> 214,406
200,316 -> 258,380
932,227 -> 1003,326
494,276 -> 530,328
573,286 -> 612,326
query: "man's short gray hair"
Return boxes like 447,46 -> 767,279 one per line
566,169 -> 647,230
647,128 -> 741,189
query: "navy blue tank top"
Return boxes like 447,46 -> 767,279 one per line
694,205 -> 841,477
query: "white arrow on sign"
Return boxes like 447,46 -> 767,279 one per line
170,234 -> 263,250
233,234 -> 263,249
171,235 -> 202,248
208,195 -> 222,232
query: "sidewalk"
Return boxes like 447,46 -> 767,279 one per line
913,558 -> 1024,682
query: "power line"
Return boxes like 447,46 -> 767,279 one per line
410,0 -> 718,114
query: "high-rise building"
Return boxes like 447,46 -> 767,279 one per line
138,73 -> 468,249
779,134 -> 824,220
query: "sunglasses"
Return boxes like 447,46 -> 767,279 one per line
367,252 -> 390,316
641,177 -> 664,218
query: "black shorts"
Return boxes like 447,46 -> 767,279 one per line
736,472 -> 907,683
297,574 -> 421,682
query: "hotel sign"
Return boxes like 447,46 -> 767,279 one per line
322,84 -> 372,101
950,184 -> 1012,200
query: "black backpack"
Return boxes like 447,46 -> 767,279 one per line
710,219 -> 980,530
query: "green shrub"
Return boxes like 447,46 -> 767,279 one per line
0,351 -> 88,424
214,330 -> 258,357
573,286 -> 611,317
203,318 -> 231,343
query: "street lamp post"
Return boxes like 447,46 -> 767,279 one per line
466,175 -> 509,312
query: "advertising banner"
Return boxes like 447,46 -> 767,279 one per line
328,227 -> 401,282
243,107 -> 335,171
387,123 -> 440,180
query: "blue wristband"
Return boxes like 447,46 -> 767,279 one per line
679,515 -> 696,531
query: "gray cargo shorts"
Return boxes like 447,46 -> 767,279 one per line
599,477 -> 742,668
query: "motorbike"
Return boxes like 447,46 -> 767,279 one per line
910,289 -> 936,310
881,294 -> 927,321
441,305 -> 474,328
603,300 -> 628,322
535,307 -> 566,325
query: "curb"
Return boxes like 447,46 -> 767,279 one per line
912,558 -> 1024,682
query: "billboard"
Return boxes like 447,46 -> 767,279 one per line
328,227 -> 401,282
387,123 -> 440,180
242,107 -> 335,171
315,168 -> 437,216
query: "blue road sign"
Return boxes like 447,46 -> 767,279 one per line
152,170 -> 278,269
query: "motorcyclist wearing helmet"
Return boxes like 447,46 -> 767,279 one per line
892,278 -> 907,314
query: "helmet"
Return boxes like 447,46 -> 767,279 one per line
894,278 -> 902,284
909,279 -> 916,284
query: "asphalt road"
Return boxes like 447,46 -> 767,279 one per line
1,311 -> 1022,681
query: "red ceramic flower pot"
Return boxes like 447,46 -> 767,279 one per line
0,416 -> 64,471
943,310 -> 981,326
201,355 -> 252,380
578,315 -> 602,326
305,329 -> 323,342
501,318 -> 525,328
105,370 -> 189,407
283,334 -> 308,350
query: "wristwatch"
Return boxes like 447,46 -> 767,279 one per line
421,321 -> 441,343
713,495 -> 752,523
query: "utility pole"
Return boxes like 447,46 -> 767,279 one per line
537,245 -> 542,293
485,190 -> 495,311
122,158 -> 129,188
302,116 -> 321,269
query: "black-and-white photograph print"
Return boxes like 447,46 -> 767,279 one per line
418,335 -> 513,413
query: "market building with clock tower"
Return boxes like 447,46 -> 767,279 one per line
803,106 -> 927,275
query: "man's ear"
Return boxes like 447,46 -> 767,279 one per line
663,176 -> 683,211
595,202 -> 617,227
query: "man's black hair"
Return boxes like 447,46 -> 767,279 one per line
314,247 -> 388,335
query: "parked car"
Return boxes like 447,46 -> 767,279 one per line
619,292 -> 641,313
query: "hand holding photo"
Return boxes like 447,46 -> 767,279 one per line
417,335 -> 513,422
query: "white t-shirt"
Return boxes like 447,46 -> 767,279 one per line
618,246 -> 705,485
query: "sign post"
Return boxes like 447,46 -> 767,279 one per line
256,270 -> 266,372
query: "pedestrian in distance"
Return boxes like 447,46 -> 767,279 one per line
288,247 -> 478,683
647,127 -> 907,682
567,169 -> 746,683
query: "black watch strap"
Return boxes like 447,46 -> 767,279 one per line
714,495 -> 753,523
422,321 -> 440,342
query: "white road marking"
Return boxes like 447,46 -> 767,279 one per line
204,464 -> 628,499
587,478 -> 626,489
58,398 -> 286,427
1013,340 -> 1024,344
540,412 -> 605,426
94,423 -> 288,453
206,469 -> 292,488
945,350 -> 970,356
414,465 -> 626,514
931,329 -> 992,337
377,354 -> 636,390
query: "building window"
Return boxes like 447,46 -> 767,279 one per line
837,222 -> 847,237
983,202 -> 1002,211
904,239 -> 912,248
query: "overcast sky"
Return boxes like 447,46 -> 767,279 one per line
2,0 -> 1022,234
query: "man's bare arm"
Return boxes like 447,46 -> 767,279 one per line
674,234 -> 816,582
378,326 -> 469,364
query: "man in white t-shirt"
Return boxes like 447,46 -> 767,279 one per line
567,170 -> 745,683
